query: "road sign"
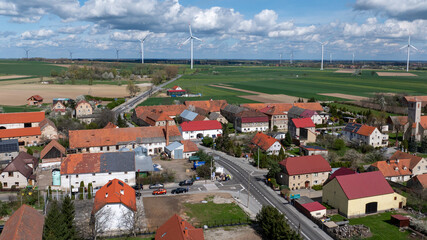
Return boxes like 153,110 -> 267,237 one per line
290,194 -> 300,199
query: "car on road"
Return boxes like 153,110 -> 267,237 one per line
149,183 -> 164,189
171,188 -> 188,194
152,188 -> 167,195
132,184 -> 143,191
135,191 -> 142,197
179,179 -> 194,186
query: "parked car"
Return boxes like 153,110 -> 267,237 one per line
135,191 -> 142,197
149,183 -> 164,189
179,179 -> 194,186
171,188 -> 188,194
132,184 -> 143,190
152,188 -> 167,195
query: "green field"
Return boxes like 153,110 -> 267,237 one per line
0,60 -> 66,77
184,200 -> 248,225
0,105 -> 42,113
161,66 -> 427,104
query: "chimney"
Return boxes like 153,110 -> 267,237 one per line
165,123 -> 169,146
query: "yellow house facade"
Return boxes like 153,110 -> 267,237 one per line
322,171 -> 406,218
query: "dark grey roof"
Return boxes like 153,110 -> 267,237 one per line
100,152 -> 135,172
180,110 -> 198,121
0,139 -> 19,153
134,147 -> 154,172
288,106 -> 305,117
222,104 -> 246,114
343,122 -> 362,133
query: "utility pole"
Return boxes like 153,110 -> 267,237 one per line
257,147 -> 260,169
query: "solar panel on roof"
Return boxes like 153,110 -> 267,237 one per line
118,181 -> 124,186
107,182 -> 112,187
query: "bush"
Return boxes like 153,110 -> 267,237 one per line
79,181 -> 84,200
26,148 -> 33,155
312,185 -> 323,191
202,136 -> 214,148
87,183 -> 93,199
333,139 -> 345,150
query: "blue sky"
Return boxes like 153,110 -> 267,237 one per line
0,0 -> 426,60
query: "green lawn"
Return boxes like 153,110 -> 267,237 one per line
0,60 -> 66,76
330,214 -> 347,222
349,211 -> 410,240
184,201 -> 248,225
329,103 -> 396,117
0,105 -> 43,113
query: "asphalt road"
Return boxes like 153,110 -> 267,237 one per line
112,74 -> 182,116
215,155 -> 332,240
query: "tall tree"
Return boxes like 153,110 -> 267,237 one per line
43,201 -> 66,240
61,195 -> 76,240
126,80 -> 141,97
256,206 -> 302,240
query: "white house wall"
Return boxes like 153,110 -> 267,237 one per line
182,129 -> 222,140
0,171 -> 29,188
60,172 -> 136,190
95,203 -> 134,234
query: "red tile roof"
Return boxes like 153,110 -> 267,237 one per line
0,127 -> 41,138
40,139 -> 66,159
242,103 -> 293,113
279,155 -> 331,175
334,171 -> 394,200
356,125 -> 377,136
413,174 -> 427,188
134,105 -> 187,119
389,150 -> 423,170
371,159 -> 412,177
420,116 -> 427,129
251,132 -> 280,151
69,125 -> 181,149
180,120 -> 222,132
184,100 -> 228,113
236,111 -> 269,123
93,179 -> 136,214
155,214 -> 204,240
39,118 -> 56,131
301,202 -> 326,212
60,153 -> 102,174
291,118 -> 315,128
181,140 -> 198,153
329,167 -> 356,180
0,112 -> 45,124
28,95 -> 43,101
104,122 -> 118,129
293,102 -> 323,111
300,109 -> 317,118
404,95 -> 427,103
0,204 -> 44,240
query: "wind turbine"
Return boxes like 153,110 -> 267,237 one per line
68,50 -> 73,60
352,52 -> 355,65
279,53 -> 282,65
139,34 -> 150,64
115,48 -> 120,62
24,49 -> 30,59
400,35 -> 418,72
317,41 -> 327,70
330,53 -> 332,63
180,24 -> 202,69
290,50 -> 294,64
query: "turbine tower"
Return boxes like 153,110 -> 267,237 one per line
330,53 -> 332,63
24,49 -> 30,59
352,52 -> 355,65
180,24 -> 202,69
68,50 -> 73,60
290,50 -> 294,64
400,35 -> 418,72
139,34 -> 150,64
115,48 -> 120,62
279,53 -> 282,65
317,41 -> 327,70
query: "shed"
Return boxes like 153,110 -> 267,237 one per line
391,215 -> 410,228
134,147 -> 154,174
165,142 -> 184,159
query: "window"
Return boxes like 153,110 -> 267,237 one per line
92,173 -> 95,176
293,176 -> 295,180
116,145 -> 119,150
298,175 -> 300,179
109,172 -> 112,175
314,173 -> 318,177
66,176 -> 68,179
125,179 -> 128,183
107,146 -> 110,151
76,175 -> 79,178
8,172 -> 13,177
314,180 -> 318,184
3,182 -> 7,187
15,182 -> 19,186
86,148 -> 89,152
306,175 -> 308,178
394,197 -> 397,200
124,172 -> 128,174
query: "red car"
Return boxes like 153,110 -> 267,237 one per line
152,188 -> 167,195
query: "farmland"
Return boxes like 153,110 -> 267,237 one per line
158,66 -> 427,105
0,60 -> 66,78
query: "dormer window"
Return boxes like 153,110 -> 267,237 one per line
394,167 -> 398,171
105,193 -> 108,197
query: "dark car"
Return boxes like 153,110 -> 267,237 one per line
132,184 -> 143,191
179,179 -> 194,186
149,183 -> 164,189
171,188 -> 188,194
135,191 -> 142,197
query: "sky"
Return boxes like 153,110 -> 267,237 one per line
0,0 -> 426,60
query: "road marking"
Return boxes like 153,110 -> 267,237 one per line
198,188 -> 201,191
219,182 -> 223,186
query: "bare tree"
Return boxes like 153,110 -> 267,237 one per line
91,207 -> 114,240
127,80 -> 141,97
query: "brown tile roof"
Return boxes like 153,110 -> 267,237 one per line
184,100 -> 228,113
420,116 -> 427,129
413,174 -> 427,189
60,153 -> 102,174
155,214 -> 204,240
104,122 -> 118,129
3,152 -> 37,179
193,114 -> 207,121
144,112 -> 173,125
389,150 -> 423,170
242,103 -> 293,113
75,100 -> 90,109
40,139 -> 66,159
134,105 -> 187,119
181,140 -> 198,153
93,179 -> 136,214
371,159 -> 412,177
0,204 -> 44,240
251,132 -> 280,151
356,124 -> 377,136
0,112 -> 45,124
279,155 -> 331,175
0,127 -> 41,138
28,95 -> 43,101
293,102 -> 324,112
69,125 -> 181,149
404,96 -> 427,103
39,118 -> 57,131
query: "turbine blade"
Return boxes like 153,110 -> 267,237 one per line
193,36 -> 203,42
189,24 -> 192,37
400,45 -> 407,50
179,37 -> 191,48
143,34 -> 150,42
410,45 -> 418,51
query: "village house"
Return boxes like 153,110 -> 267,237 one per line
300,145 -> 328,157
208,112 -> 228,124
69,125 -> 182,155
0,112 -> 45,129
242,103 -> 293,131
0,152 -> 38,188
40,139 -> 66,166
165,142 -> 184,159
0,139 -> 19,163
92,179 -> 136,235
288,106 -> 324,125
293,102 -> 324,112
180,120 -> 222,140
251,132 -> 284,155
0,127 -> 42,148
27,95 -> 43,106
167,86 -> 187,97
407,174 -> 427,191
342,122 -> 389,147
180,109 -> 207,122
220,104 -> 247,124
140,111 -> 176,126
389,150 -> 427,176
288,118 -> 316,144
277,155 -> 331,190
0,204 -> 44,240
52,101 -> 67,115
74,100 -> 95,124
322,171 -> 406,218
39,118 -> 58,140
132,105 -> 187,126
155,214 -> 204,240
181,140 -> 198,158
404,97 -> 427,141
60,151 -> 137,190
184,99 -> 228,114
294,196 -> 327,219
235,110 -> 269,133
369,159 -> 412,182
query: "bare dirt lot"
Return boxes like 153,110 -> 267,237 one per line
143,192 -> 234,229
205,225 -> 261,240
317,93 -> 368,101
376,72 -> 418,77
334,69 -> 355,73
152,158 -> 194,182
0,83 -> 148,105
0,75 -> 31,80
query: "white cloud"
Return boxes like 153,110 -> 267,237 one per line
21,29 -> 54,40
58,25 -> 89,34
354,0 -> 427,20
